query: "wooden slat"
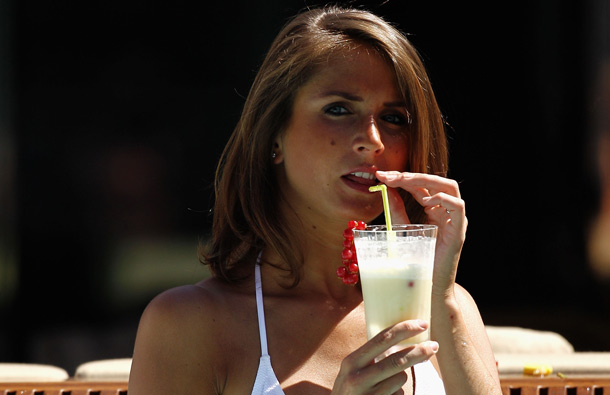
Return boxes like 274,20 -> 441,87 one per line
2,376 -> 610,394
0,381 -> 127,395
500,376 -> 610,395
576,386 -> 593,394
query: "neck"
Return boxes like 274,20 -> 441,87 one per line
258,200 -> 368,300
262,220 -> 361,302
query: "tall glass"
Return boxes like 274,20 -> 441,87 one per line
353,224 -> 437,357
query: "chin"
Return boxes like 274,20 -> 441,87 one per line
343,208 -> 383,225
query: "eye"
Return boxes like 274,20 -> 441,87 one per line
324,104 -> 351,116
382,113 -> 407,125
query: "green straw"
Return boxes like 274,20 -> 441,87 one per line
369,184 -> 392,231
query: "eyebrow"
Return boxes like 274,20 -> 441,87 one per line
318,90 -> 406,108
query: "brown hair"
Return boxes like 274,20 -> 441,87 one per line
199,5 -> 448,284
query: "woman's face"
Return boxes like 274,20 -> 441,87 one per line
275,46 -> 410,228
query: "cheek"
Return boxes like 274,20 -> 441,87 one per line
282,128 -> 326,178
385,137 -> 409,170
286,120 -> 341,157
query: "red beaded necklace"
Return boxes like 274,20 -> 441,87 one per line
336,220 -> 366,285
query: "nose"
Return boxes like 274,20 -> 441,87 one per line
353,116 -> 384,155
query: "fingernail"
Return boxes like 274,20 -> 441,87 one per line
416,319 -> 429,330
377,171 -> 397,181
429,341 -> 439,353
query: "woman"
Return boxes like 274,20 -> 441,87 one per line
129,5 -> 501,394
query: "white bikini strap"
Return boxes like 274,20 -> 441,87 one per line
255,252 -> 270,356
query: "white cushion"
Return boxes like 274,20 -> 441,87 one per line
496,352 -> 610,374
0,363 -> 69,382
486,326 -> 574,354
74,358 -> 132,381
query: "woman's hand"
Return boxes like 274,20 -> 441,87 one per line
375,170 -> 467,296
332,320 -> 439,395
374,171 -> 501,394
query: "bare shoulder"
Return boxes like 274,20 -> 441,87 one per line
140,280 -> 222,325
129,278 -> 250,394
136,279 -> 231,340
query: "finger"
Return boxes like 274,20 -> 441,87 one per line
424,205 -> 453,225
371,371 -> 408,394
385,187 -> 410,224
374,341 -> 439,377
376,171 -> 461,199
336,370 -> 408,395
341,320 -> 428,371
422,194 -> 465,221
421,191 -> 462,207
354,341 -> 439,391
425,195 -> 466,233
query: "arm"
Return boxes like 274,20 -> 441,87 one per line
377,170 -> 501,395
431,284 -> 500,393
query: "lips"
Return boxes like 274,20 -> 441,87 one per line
343,171 -> 378,186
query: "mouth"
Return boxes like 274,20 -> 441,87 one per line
342,171 -> 379,187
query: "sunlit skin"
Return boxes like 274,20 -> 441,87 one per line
274,46 -> 410,249
128,43 -> 501,395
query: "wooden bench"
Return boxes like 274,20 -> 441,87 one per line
501,375 -> 610,395
0,381 -> 127,395
2,376 -> 610,394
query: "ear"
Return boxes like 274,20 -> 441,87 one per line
272,138 -> 284,164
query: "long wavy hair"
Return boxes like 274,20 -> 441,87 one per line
199,5 -> 448,285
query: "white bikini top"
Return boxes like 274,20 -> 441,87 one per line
250,254 -> 445,395
251,258 -> 284,395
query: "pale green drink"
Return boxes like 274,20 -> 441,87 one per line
353,225 -> 437,354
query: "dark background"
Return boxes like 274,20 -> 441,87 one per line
1,0 -> 609,374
